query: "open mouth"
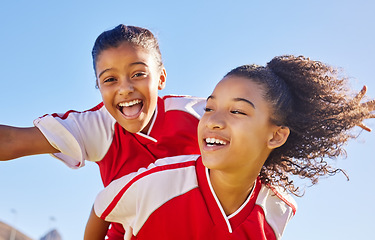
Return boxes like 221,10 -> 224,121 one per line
117,99 -> 143,118
205,137 -> 228,147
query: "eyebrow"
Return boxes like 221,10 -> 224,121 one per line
97,62 -> 149,79
98,69 -> 111,79
206,96 -> 255,109
234,97 -> 255,109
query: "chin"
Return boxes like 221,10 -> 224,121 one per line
201,156 -> 218,169
120,122 -> 144,133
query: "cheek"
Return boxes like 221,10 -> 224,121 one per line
143,81 -> 161,106
197,118 -> 206,137
232,122 -> 259,143
150,82 -> 161,96
99,88 -> 113,105
99,88 -> 107,98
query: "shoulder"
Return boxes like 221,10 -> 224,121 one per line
33,102 -> 116,165
51,102 -> 112,120
35,102 -> 115,127
258,184 -> 297,212
95,155 -> 200,210
123,154 -> 200,191
255,184 -> 297,239
94,154 -> 200,228
162,95 -> 206,119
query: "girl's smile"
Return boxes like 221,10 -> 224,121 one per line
198,76 -> 278,175
201,135 -> 229,152
96,43 -> 166,134
117,99 -> 144,119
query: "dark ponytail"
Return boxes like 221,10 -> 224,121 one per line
226,55 -> 371,195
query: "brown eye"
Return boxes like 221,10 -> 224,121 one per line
231,110 -> 246,115
132,72 -> 146,78
103,77 -> 116,83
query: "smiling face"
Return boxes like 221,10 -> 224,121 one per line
96,43 -> 166,134
198,76 -> 281,176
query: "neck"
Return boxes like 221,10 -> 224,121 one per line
209,170 -> 257,216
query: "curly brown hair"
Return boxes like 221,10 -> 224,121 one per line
225,55 -> 372,196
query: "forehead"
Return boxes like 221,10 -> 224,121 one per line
95,43 -> 156,70
208,76 -> 274,116
212,76 -> 266,100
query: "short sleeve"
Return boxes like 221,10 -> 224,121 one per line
33,103 -> 116,168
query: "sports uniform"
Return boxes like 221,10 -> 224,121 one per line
94,155 -> 297,240
33,95 -> 205,239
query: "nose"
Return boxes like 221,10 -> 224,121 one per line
118,78 -> 134,96
205,111 -> 226,130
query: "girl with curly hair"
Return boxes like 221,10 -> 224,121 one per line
90,55 -> 375,240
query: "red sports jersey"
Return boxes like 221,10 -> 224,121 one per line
33,95 -> 205,239
95,155 -> 297,240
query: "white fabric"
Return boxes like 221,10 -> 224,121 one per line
33,96 -> 206,169
164,96 -> 206,119
34,105 -> 115,168
255,185 -> 297,240
94,155 -> 200,234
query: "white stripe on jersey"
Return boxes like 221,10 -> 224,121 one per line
33,96 -> 204,168
255,185 -> 297,240
164,96 -> 205,119
94,155 -> 200,234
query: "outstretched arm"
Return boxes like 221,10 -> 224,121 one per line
84,206 -> 110,240
0,125 -> 58,160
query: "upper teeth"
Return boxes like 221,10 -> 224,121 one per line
205,138 -> 226,145
119,99 -> 141,107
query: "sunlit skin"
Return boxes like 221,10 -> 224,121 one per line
96,43 -> 166,134
198,76 -> 289,215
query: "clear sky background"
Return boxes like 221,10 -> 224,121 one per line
0,1 -> 374,239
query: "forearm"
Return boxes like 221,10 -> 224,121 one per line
84,206 -> 110,240
0,125 -> 58,160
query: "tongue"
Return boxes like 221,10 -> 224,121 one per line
122,103 -> 142,117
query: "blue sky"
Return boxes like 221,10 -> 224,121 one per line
1,1 -> 374,239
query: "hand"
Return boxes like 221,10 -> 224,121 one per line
354,86 -> 375,132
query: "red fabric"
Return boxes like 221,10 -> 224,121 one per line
97,97 -> 200,239
105,158 -> 282,240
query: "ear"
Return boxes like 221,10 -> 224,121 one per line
158,68 -> 167,90
267,126 -> 290,149
95,78 -> 100,89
